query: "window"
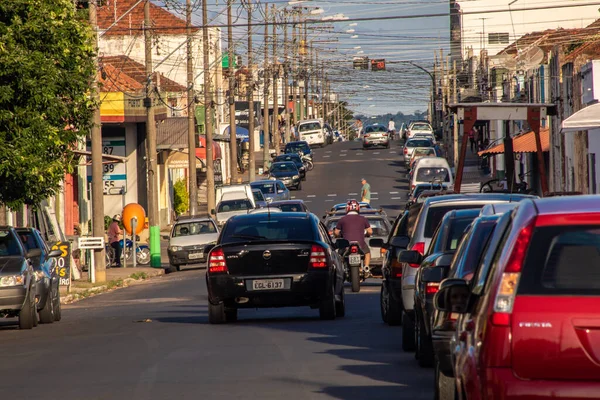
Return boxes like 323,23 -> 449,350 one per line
367,218 -> 390,237
221,217 -> 315,244
416,167 -> 451,183
252,183 -> 275,194
0,230 -> 22,256
172,221 -> 217,237
488,33 -> 509,45
252,190 -> 266,203
278,203 -> 304,212
406,139 -> 433,147
217,199 -> 253,213
298,122 -> 321,132
277,182 -> 286,191
445,218 -> 476,251
271,162 -> 297,173
424,204 -> 484,238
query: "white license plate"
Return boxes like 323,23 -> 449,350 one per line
348,254 -> 361,265
188,252 -> 204,260
251,279 -> 285,291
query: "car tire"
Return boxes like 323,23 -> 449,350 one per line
225,308 -> 238,322
435,359 -> 456,400
39,286 -> 54,324
208,301 -> 227,324
401,311 -> 416,351
319,283 -> 336,320
53,285 -> 62,322
335,285 -> 346,318
417,318 -> 434,367
380,282 -> 402,325
19,288 -> 36,330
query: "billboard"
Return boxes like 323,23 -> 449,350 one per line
234,101 -> 261,130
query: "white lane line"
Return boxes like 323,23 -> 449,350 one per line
389,151 -> 396,154
356,152 -> 363,155
373,152 -> 380,154
340,154 -> 347,156
307,195 -> 316,198
291,196 -> 296,199
325,199 -> 334,202
389,191 -> 399,194
341,149 -> 347,152
391,197 -> 403,200
371,192 -> 379,195
348,192 -> 358,196
305,200 -> 312,203
371,197 -> 379,200
327,194 -> 337,197
326,151 -> 332,153
323,155 -> 331,158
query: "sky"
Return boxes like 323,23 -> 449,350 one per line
166,0 -> 451,117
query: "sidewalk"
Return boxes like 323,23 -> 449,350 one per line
455,136 -> 491,186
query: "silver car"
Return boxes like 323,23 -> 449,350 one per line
403,138 -> 434,167
363,124 -> 390,149
167,215 -> 220,271
250,180 -> 291,203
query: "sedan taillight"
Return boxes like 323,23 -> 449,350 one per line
310,245 -> 327,268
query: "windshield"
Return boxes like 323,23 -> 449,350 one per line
251,183 -> 275,195
270,162 -> 297,173
217,199 -> 254,213
365,125 -> 387,133
221,217 -> 314,244
252,190 -> 266,202
415,167 -> 450,182
275,155 -> 301,164
0,230 -> 22,256
298,122 -> 321,132
406,139 -> 433,148
172,221 -> 217,237
286,143 -> 310,153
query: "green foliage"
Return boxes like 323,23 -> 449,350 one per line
104,215 -> 112,231
173,179 -> 189,216
0,0 -> 96,209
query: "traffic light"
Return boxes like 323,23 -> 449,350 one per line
371,59 -> 386,71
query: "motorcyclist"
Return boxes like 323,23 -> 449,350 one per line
334,200 -> 373,270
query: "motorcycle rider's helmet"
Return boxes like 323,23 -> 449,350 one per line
113,214 -> 122,222
345,200 -> 360,214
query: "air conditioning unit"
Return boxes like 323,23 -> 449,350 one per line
581,60 -> 600,105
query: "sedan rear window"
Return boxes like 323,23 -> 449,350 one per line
519,226 -> 600,295
424,204 -> 485,238
221,218 -> 314,244
251,183 -> 275,194
276,204 -> 305,212
406,139 -> 433,148
173,221 -> 217,237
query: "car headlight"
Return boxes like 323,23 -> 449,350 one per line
293,175 -> 300,179
34,270 -> 45,281
169,245 -> 183,252
0,274 -> 25,287
266,197 -> 273,203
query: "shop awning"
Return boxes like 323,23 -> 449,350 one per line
478,128 -> 549,156
561,103 -> 600,133
196,136 -> 222,160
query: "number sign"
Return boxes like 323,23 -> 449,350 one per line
87,138 -> 127,195
51,241 -> 71,286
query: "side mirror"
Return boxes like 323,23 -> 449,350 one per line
398,250 -> 422,265
210,209 -> 216,215
48,249 -> 62,258
390,235 -> 410,249
335,238 -> 350,250
369,238 -> 384,248
26,248 -> 42,258
433,278 -> 470,313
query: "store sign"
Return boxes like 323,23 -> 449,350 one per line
235,101 -> 261,130
214,160 -> 223,185
87,137 -> 127,195
50,241 -> 71,286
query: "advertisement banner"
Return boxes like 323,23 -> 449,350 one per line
234,101 -> 261,130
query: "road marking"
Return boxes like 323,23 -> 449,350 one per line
326,150 -> 332,153
371,197 -> 379,200
305,200 -> 312,203
340,154 -> 347,156
389,151 -> 396,154
356,152 -> 363,155
371,192 -> 378,195
325,199 -> 334,202
373,152 -> 380,154
327,194 -> 337,197
389,191 -> 399,194
391,197 -> 403,200
348,192 -> 358,196
323,155 -> 330,158
307,195 -> 316,198
341,149 -> 347,152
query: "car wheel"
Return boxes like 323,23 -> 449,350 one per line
18,287 -> 35,330
319,283 -> 336,320
225,308 -> 238,322
39,286 -> 54,324
401,311 -> 416,351
380,282 -> 402,326
435,360 -> 456,400
208,301 -> 227,324
53,286 -> 62,322
335,284 -> 346,318
417,318 -> 434,367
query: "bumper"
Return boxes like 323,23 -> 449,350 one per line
363,140 -> 389,147
432,330 -> 455,376
207,271 -> 331,309
280,177 -> 301,188
483,368 -> 600,400
168,249 -> 207,266
0,286 -> 27,312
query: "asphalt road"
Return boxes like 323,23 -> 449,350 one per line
0,138 -> 433,400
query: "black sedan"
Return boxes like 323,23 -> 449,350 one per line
273,153 -> 306,181
205,212 -> 346,323
269,161 -> 302,190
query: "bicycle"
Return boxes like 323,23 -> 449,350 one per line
479,172 -> 536,195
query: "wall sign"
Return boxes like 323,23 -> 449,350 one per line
87,137 -> 127,195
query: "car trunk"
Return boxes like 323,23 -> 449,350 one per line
221,242 -> 314,276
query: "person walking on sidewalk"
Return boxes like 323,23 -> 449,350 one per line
360,178 -> 371,204
108,214 -> 123,268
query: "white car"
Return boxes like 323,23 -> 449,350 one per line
407,122 -> 433,139
167,216 -> 220,271
297,119 -> 326,147
214,192 -> 256,228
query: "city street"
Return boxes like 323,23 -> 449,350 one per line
0,139 -> 433,400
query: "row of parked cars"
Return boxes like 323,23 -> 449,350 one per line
378,191 -> 600,399
0,226 -> 63,329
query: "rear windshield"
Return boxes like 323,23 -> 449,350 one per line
217,199 -> 253,213
519,225 -> 600,295
275,154 -> 301,163
424,204 -> 485,238
406,139 -> 432,148
299,122 -> 321,132
413,184 -> 446,198
221,218 -> 315,244
271,162 -> 297,173
416,167 -> 450,183
367,218 -> 390,237
251,183 -> 275,194
173,221 -> 217,237
412,123 -> 431,130
275,203 -> 304,212
285,143 -> 310,153
413,148 -> 436,156
365,125 -> 387,133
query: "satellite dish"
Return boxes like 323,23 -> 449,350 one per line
517,46 -> 544,70
489,54 -> 517,70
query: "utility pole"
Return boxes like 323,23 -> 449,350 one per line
299,14 -> 305,121
271,5 -> 280,155
262,4 -> 270,171
144,0 -> 161,267
453,60 -> 459,168
89,0 -> 106,282
304,20 -> 309,119
292,12 -> 298,130
202,0 -> 215,212
186,0 -> 197,215
246,1 -> 256,182
283,11 -> 290,143
227,0 -> 237,183
321,65 -> 326,122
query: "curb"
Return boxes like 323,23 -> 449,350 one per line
60,270 -> 165,304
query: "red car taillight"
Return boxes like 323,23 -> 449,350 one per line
426,282 -> 440,295
310,245 -> 327,268
404,147 -> 408,154
208,248 -> 227,274
391,258 -> 403,278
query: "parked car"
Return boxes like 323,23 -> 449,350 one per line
0,227 -> 41,329
362,123 -> 390,149
406,121 -> 434,139
403,138 -> 434,168
403,209 -> 481,367
16,227 -> 62,323
252,189 -> 268,208
398,193 -> 537,352
167,215 -> 220,271
408,147 -> 437,171
297,119 -> 326,147
205,212 -> 346,323
274,153 -> 307,181
284,141 -> 313,160
214,193 -> 255,228
268,161 -> 302,190
269,200 -> 310,212
250,180 -> 291,203
410,157 -> 454,191
440,195 -> 600,400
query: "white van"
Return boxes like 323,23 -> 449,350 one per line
215,184 -> 255,208
410,157 -> 453,191
214,191 -> 255,228
297,119 -> 326,147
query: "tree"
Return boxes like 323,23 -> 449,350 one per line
173,179 -> 189,217
0,0 -> 96,209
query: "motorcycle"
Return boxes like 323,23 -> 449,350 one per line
297,151 -> 314,171
105,238 -> 151,266
338,240 -> 369,292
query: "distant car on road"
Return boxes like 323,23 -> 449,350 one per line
362,123 -> 390,149
284,141 -> 313,160
268,161 -> 302,190
205,212 -> 346,323
167,215 -> 220,271
250,180 -> 291,203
